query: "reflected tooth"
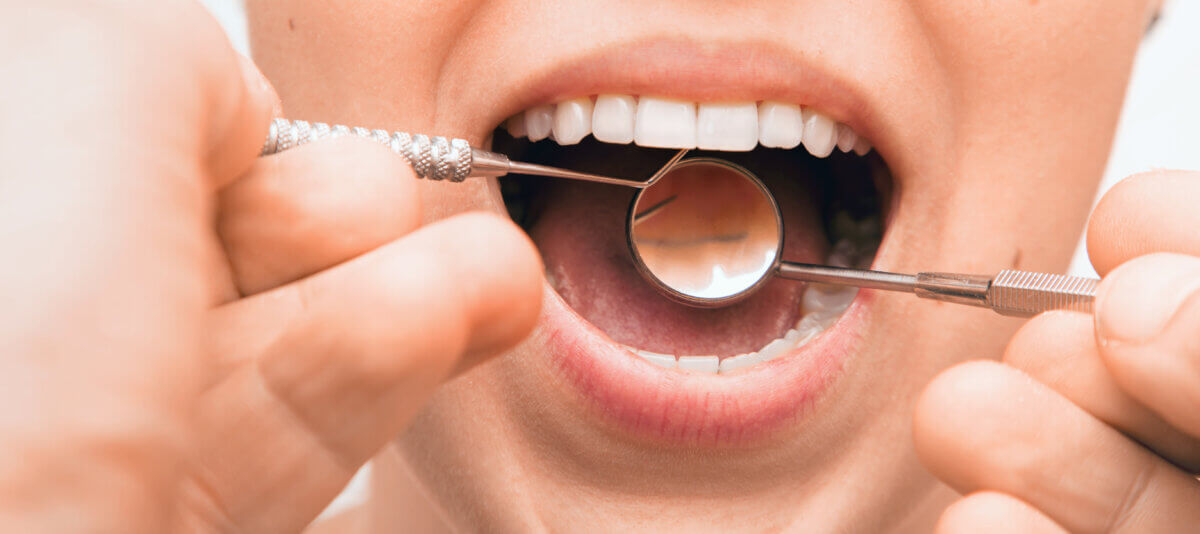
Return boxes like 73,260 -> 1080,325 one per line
696,102 -> 758,151
853,137 -> 872,156
677,355 -> 719,374
592,94 -> 637,144
719,352 -> 765,374
505,114 -> 527,138
525,104 -> 554,142
553,97 -> 593,145
636,350 -> 676,369
836,123 -> 858,153
802,110 -> 837,158
757,101 -> 804,149
634,97 -> 697,149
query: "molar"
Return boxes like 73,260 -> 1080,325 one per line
836,123 -> 858,153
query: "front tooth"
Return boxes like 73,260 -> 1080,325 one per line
525,104 -> 555,142
592,94 -> 637,144
757,101 -> 804,149
553,97 -> 593,145
852,137 -> 872,156
836,123 -> 858,153
634,97 -> 697,149
802,110 -> 837,158
636,350 -> 676,369
505,114 -> 527,138
696,102 -> 758,151
719,352 -> 765,374
677,355 -> 719,374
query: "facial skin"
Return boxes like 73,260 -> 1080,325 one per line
247,1 -> 1156,531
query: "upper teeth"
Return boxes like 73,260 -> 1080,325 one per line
505,95 -> 872,157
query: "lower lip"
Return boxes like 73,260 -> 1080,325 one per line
541,285 -> 872,446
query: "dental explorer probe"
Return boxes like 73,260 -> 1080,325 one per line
260,118 -> 681,188
776,263 -> 1098,318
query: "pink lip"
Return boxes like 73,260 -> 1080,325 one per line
542,290 -> 873,446
489,38 -> 894,446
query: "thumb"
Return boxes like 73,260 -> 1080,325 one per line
1095,252 -> 1200,439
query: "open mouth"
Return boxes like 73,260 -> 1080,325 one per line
493,96 -> 892,376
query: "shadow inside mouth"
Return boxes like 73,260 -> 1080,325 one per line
494,133 -> 890,357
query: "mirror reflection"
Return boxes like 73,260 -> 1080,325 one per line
627,159 -> 782,305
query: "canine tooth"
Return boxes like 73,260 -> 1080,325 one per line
719,352 -> 765,374
592,94 -> 637,144
505,114 -> 527,138
553,97 -> 593,145
677,355 -> 719,374
852,137 -> 872,156
757,101 -> 804,149
836,123 -> 858,153
634,97 -> 697,149
636,350 -> 676,369
696,102 -> 758,151
757,337 -> 794,362
525,104 -> 554,142
802,110 -> 837,158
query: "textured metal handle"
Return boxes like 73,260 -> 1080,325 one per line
986,270 -> 1099,317
260,118 -> 474,182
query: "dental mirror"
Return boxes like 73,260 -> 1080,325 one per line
627,158 -> 783,307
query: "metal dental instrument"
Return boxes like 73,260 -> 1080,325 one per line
260,118 -> 685,187
261,118 -> 1098,317
626,157 -> 1100,317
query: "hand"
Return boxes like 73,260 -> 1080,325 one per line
0,2 -> 543,532
913,170 -> 1200,533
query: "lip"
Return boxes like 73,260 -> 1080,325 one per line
480,38 -> 899,446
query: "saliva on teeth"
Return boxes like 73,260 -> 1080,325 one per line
623,215 -> 881,375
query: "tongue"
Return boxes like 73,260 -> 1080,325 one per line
527,161 -> 829,356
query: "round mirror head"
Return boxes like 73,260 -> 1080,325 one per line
627,158 -> 783,307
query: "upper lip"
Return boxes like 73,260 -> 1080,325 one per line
471,37 -> 905,446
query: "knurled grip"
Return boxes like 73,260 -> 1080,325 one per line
260,118 -> 473,182
987,270 -> 1098,317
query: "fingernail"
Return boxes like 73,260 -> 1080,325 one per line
1097,254 -> 1200,344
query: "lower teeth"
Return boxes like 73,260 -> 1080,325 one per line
623,219 -> 879,375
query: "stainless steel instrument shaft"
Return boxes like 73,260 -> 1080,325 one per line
778,263 -> 1098,317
